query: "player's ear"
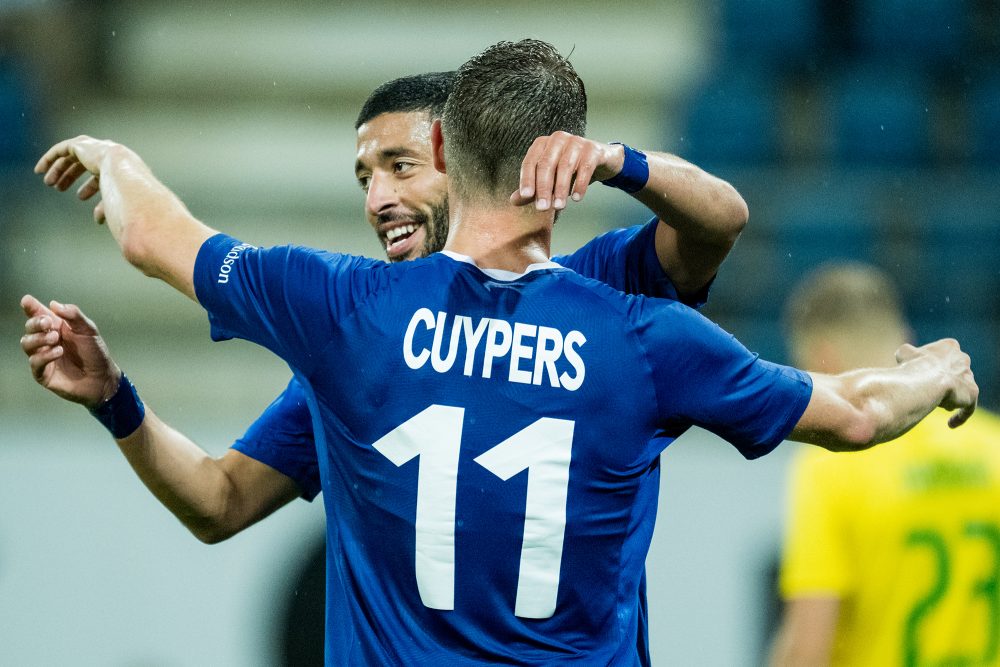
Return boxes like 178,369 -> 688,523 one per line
431,119 -> 447,174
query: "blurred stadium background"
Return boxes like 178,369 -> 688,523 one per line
0,0 -> 997,664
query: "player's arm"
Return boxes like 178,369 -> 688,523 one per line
19,295 -> 301,543
34,136 -> 216,301
512,132 -> 748,299
791,339 -> 978,451
769,598 -> 840,667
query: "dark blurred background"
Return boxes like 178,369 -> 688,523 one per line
1,1 -> 997,665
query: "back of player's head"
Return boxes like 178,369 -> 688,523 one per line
442,39 -> 587,202
785,262 -> 910,371
355,71 -> 456,129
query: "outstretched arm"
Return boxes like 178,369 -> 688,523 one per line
34,136 -> 216,300
512,132 -> 748,299
20,295 -> 301,543
792,339 -> 978,451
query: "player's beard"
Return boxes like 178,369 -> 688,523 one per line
383,194 -> 449,262
421,194 -> 449,257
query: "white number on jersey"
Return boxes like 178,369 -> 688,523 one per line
373,404 -> 575,619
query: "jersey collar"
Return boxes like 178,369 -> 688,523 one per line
441,250 -> 562,281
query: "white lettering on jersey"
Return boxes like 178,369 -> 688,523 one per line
216,242 -> 255,284
402,309 -> 587,391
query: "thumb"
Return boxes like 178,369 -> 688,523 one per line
50,301 -> 100,336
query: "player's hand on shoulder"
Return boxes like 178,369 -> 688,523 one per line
19,294 -> 121,409
896,338 -> 978,428
510,132 -> 624,212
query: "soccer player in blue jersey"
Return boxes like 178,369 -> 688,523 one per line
21,69 -> 747,663
29,39 -> 977,664
22,70 -> 748,535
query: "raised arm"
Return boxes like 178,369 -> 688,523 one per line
19,295 -> 301,543
34,136 -> 216,300
791,339 -> 978,451
511,132 -> 748,299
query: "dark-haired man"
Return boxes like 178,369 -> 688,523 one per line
22,69 -> 748,541
27,39 -> 976,663
22,67 -> 747,662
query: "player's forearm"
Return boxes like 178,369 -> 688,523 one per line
635,152 -> 748,246
849,358 -> 952,445
805,361 -> 949,452
98,145 -> 215,301
115,408 -> 241,543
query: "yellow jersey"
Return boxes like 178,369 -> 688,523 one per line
779,409 -> 1000,666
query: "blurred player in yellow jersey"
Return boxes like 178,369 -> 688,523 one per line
770,262 -> 1000,667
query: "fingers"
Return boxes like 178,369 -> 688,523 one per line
49,300 -> 100,336
20,329 -> 60,355
948,365 -> 979,428
514,136 -> 548,208
948,403 -> 977,429
35,138 -> 76,174
93,200 -> 106,224
569,144 -> 601,203
35,135 -> 101,173
20,293 -> 46,318
550,142 -> 584,210
57,160 -> 90,192
530,133 -> 568,211
78,174 -> 100,201
27,344 -> 64,382
514,132 -> 605,212
45,156 -> 92,192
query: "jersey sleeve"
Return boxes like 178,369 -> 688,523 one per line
639,300 -> 813,459
231,378 -> 321,501
193,233 -> 382,375
778,448 -> 854,597
553,218 -> 711,307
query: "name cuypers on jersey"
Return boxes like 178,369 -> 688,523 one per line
402,307 -> 587,391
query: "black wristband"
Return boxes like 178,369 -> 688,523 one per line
600,143 -> 649,194
89,373 -> 146,439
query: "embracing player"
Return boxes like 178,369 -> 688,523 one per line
22,68 -> 747,663
27,40 -> 976,663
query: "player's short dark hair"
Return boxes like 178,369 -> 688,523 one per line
442,39 -> 587,201
355,71 -> 456,129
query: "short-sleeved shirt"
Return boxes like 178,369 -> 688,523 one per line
779,409 -> 1000,666
231,219 -> 707,500
230,219 -> 700,665
195,232 -> 811,665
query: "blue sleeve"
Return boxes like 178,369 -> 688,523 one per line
639,300 -> 813,459
553,218 -> 711,308
231,378 -> 321,501
193,233 -> 383,375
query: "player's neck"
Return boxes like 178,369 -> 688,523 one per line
443,197 -> 552,273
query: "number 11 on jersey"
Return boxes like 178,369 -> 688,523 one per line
373,404 -> 575,619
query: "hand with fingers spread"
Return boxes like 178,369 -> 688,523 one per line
34,135 -> 123,224
510,131 -> 625,212
20,295 -> 121,409
895,338 -> 978,428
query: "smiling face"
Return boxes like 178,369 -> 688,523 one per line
355,111 -> 450,262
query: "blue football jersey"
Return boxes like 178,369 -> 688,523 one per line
232,219 -> 704,500
195,233 -> 811,665
231,218 -> 689,665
